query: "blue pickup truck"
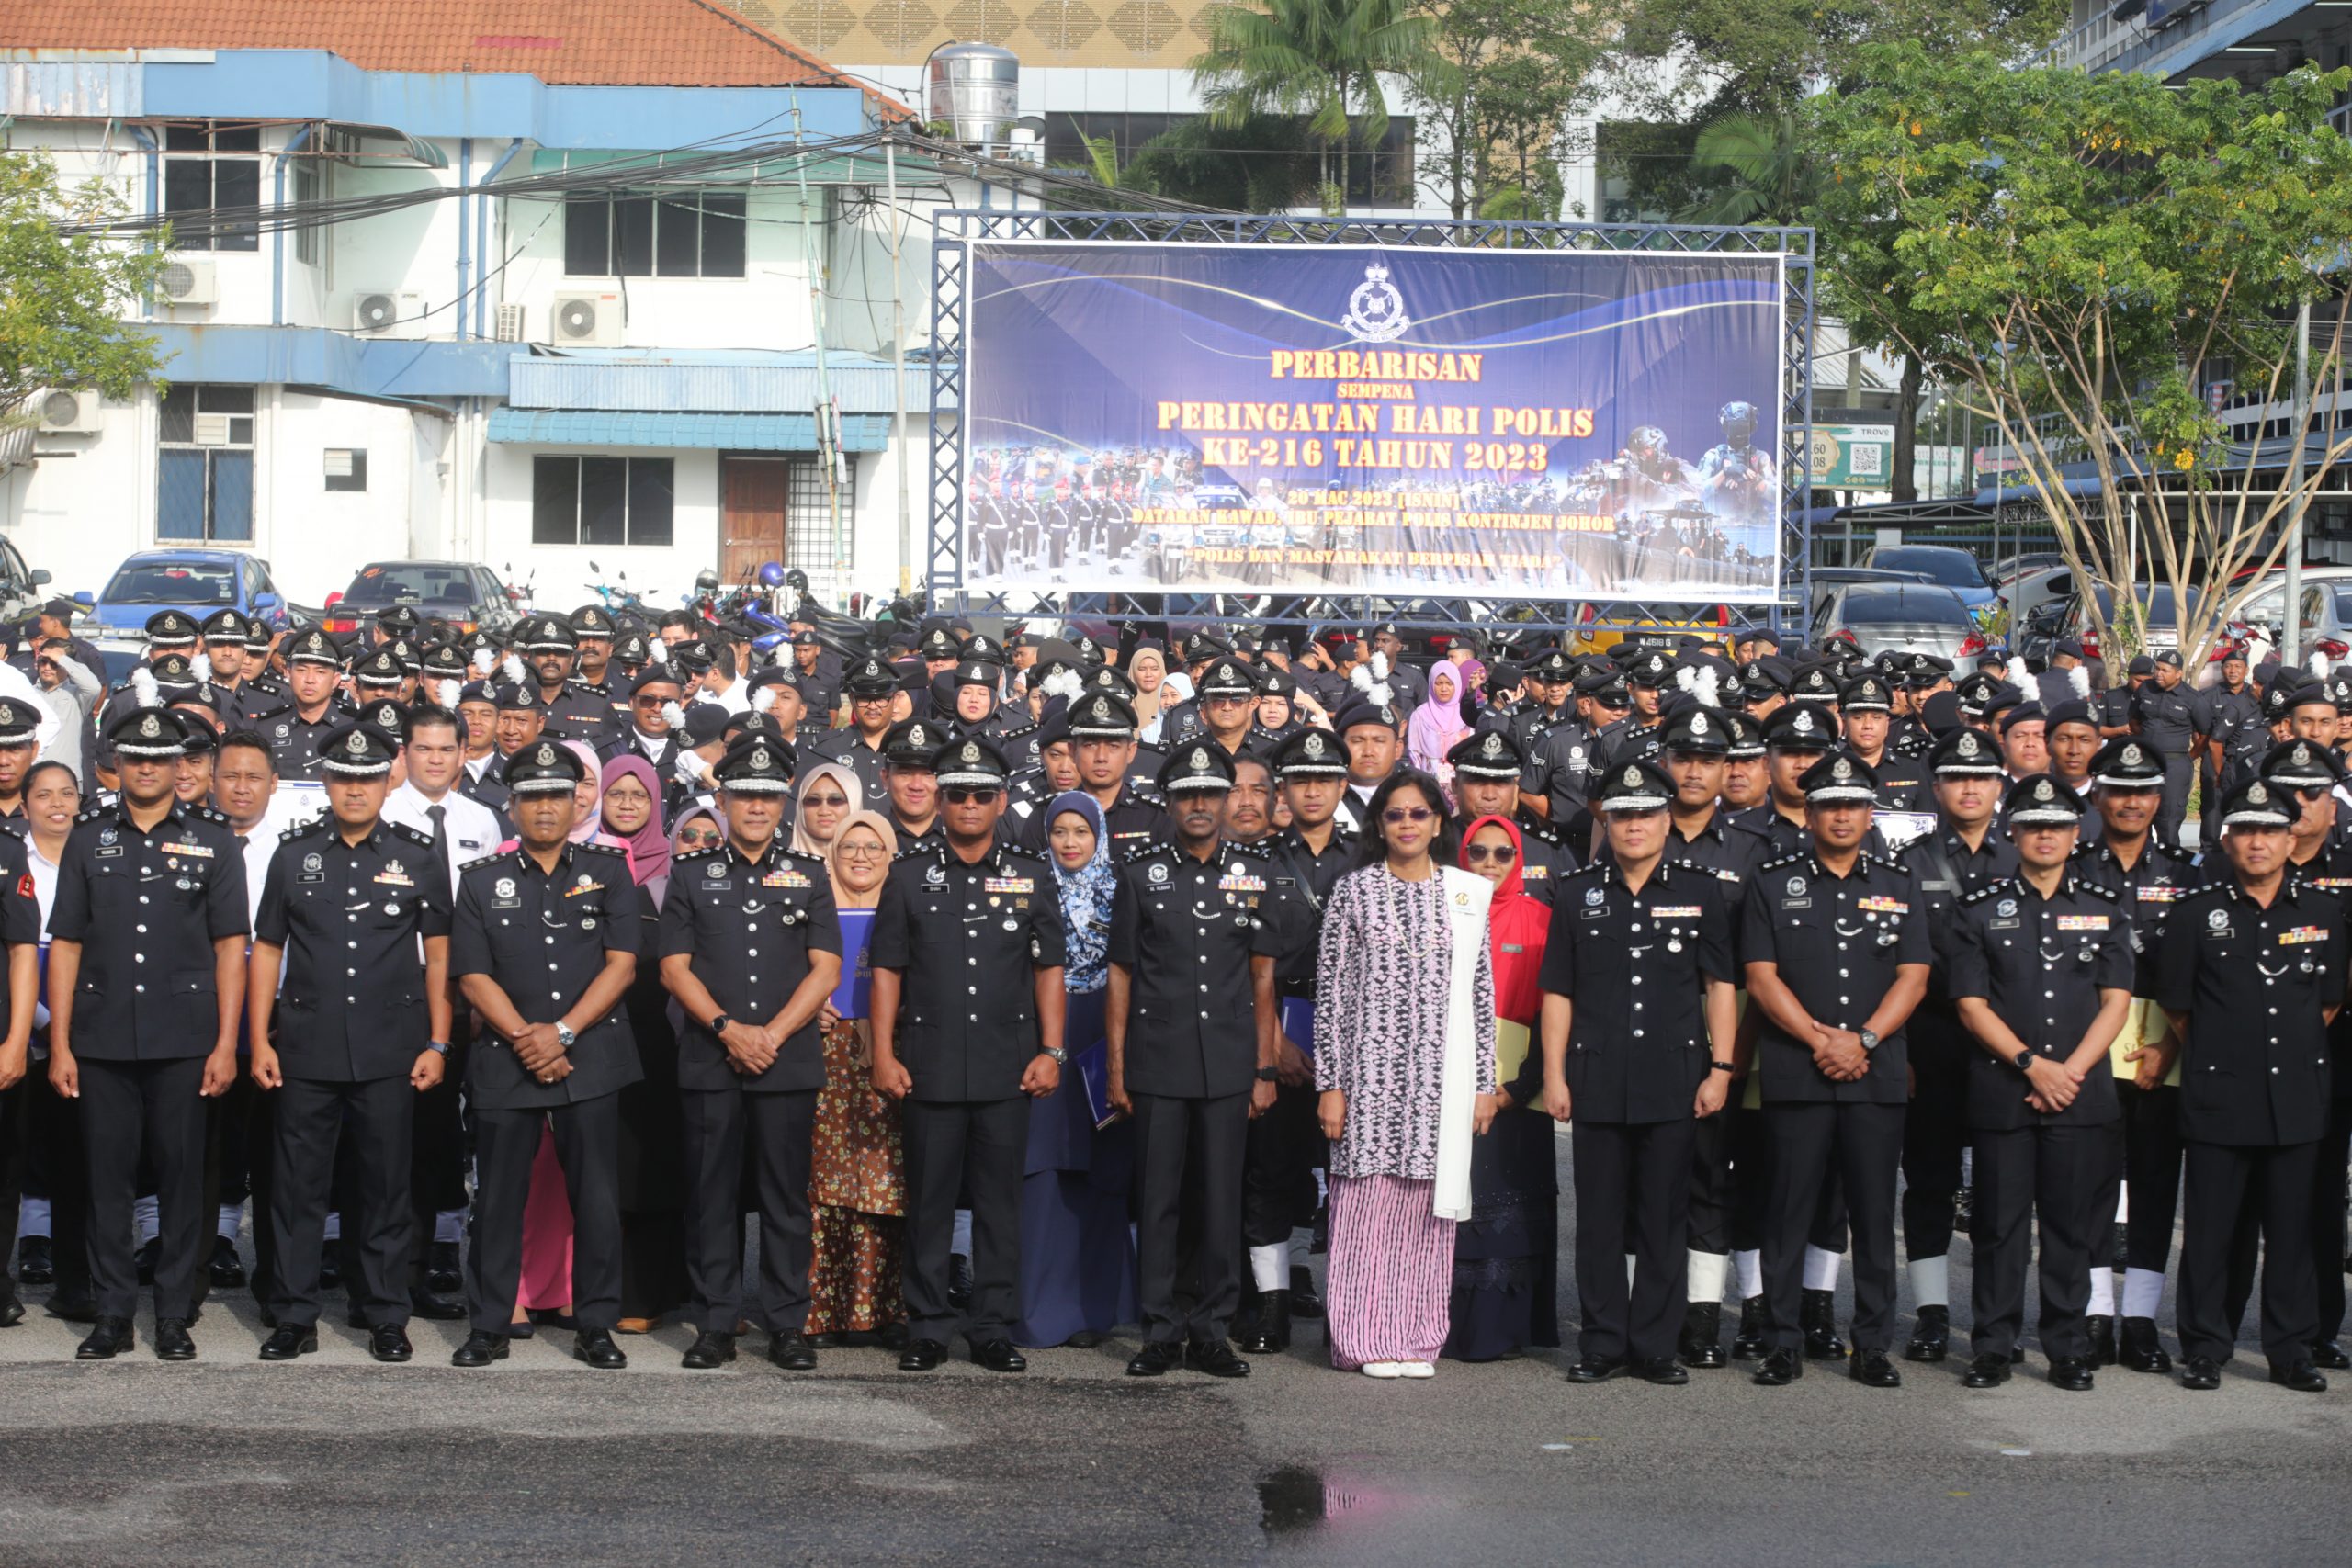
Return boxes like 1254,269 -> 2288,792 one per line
74,549 -> 299,672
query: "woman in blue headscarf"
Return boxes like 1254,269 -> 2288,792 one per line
1013,791 -> 1139,1348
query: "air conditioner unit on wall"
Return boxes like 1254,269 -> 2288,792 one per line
548,290 -> 623,347
494,302 -> 526,343
34,389 -> 101,434
158,258 -> 218,307
352,291 -> 425,333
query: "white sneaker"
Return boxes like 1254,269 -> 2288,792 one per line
1397,1360 -> 1436,1379
1361,1360 -> 1403,1379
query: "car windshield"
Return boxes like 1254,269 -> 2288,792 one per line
1842,588 -> 1973,625
1872,547 -> 1987,589
99,561 -> 238,605
2090,585 -> 2201,627
341,563 -> 478,608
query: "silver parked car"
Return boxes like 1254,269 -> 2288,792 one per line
1809,581 -> 1986,661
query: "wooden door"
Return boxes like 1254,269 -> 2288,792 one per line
720,456 -> 789,585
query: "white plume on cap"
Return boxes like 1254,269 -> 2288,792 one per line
1675,666 -> 1698,694
470,646 -> 496,677
502,653 -> 527,687
1349,660 -> 1395,709
648,638 -> 669,665
1371,651 -> 1390,682
751,683 -> 777,715
433,677 -> 460,711
130,666 -> 160,710
1694,665 -> 1721,710
192,653 -> 212,682
2068,665 -> 2091,700
1043,667 -> 1083,702
2312,651 -> 2330,681
661,700 -> 687,732
2004,657 -> 2030,691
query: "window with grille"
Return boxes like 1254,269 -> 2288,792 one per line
161,122 -> 262,253
157,385 -> 256,543
291,155 -> 323,266
786,457 -> 854,578
563,192 -> 747,278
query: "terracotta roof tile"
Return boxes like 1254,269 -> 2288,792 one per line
0,0 -> 894,97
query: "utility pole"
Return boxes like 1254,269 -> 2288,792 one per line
886,130 -> 913,598
2284,296 -> 2310,664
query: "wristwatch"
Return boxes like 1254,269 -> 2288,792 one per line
709,1013 -> 733,1036
1857,1029 -> 1880,1054
1709,1059 -> 1736,1075
1040,1045 -> 1068,1066
554,1022 -> 577,1049
1256,1065 -> 1281,1082
425,1040 -> 451,1057
2012,1046 -> 2035,1072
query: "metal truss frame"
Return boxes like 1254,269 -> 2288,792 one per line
927,209 -> 1815,637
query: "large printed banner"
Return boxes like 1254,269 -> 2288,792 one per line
958,241 -> 1787,604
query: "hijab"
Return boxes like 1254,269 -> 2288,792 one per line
599,754 -> 671,889
789,761 -> 863,857
1045,790 -> 1116,994
672,802 -> 724,855
827,809 -> 898,910
562,740 -> 609,845
1408,663 -> 1472,780
1460,813 -> 1547,1025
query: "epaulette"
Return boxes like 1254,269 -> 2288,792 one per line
2075,878 -> 2120,903
893,843 -> 933,861
1227,840 -> 1273,860
1124,841 -> 1168,863
280,817 -> 330,844
785,846 -> 827,868
74,806 -> 107,823
1757,852 -> 1804,873
1960,882 -> 2006,906
389,821 -> 436,851
187,805 -> 229,825
999,844 -> 1046,865
1521,818 -> 1563,846
578,840 -> 626,857
675,844 -> 721,862
1563,862 -> 1608,884
458,852 -> 503,873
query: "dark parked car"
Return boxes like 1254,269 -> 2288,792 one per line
324,560 -> 524,639
1863,544 -> 1996,610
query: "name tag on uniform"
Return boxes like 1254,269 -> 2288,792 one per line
984,876 -> 1035,895
1650,904 -> 1703,919
763,869 -> 811,888
2280,926 -> 2327,945
1857,897 -> 1908,915
160,841 -> 214,859
2055,915 -> 2109,931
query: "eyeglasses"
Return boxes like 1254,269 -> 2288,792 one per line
632,695 -> 673,708
802,792 -> 849,808
944,786 -> 1000,805
1464,843 -> 1518,864
1382,806 -> 1435,825
838,840 -> 887,859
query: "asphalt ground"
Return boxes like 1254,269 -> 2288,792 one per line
0,1127 -> 2344,1566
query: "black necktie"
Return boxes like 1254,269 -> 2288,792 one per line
426,803 -> 448,873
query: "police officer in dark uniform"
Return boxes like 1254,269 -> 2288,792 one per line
1193,658 -> 1265,765
2199,649 -> 2262,843
1540,759 -> 1739,1384
1108,744 -> 1283,1379
264,627 -> 355,782
522,615 -> 616,749
1730,703 -> 1840,861
448,740 -> 642,1371
879,716 -> 952,852
1839,673 -> 1928,810
1741,753 -> 1932,1388
2129,650 -> 2204,842
788,630 -> 841,734
1021,692 -> 1168,857
569,604 -> 619,704
2154,775 -> 2341,1393
246,723 -> 451,1364
809,656 -> 900,804
658,737 -> 843,1373
1949,773 -> 2134,1390
1448,727 -> 1574,903
0,792 -> 40,1323
868,737 -> 1069,1373
49,707 -> 249,1360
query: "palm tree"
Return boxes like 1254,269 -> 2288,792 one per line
1677,112 -> 1819,227
1191,0 -> 1439,215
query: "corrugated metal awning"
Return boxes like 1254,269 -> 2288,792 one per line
508,351 -> 931,416
485,409 -> 891,451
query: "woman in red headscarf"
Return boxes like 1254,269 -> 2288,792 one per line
1444,813 -> 1562,1360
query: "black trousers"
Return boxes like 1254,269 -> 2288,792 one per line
2312,1097 -> 2352,1344
1134,1090 -> 1249,1346
2178,1137 -> 2320,1367
1761,1100 -> 1905,1353
2117,1080 -> 2184,1275
2154,750 -> 2191,846
1241,1080 -> 1320,1250
1902,1015 -> 1969,1264
1687,1095 -> 1739,1258
680,1087 -> 816,1336
466,1097 -> 622,1334
1969,1122 -> 2109,1359
408,1046 -> 469,1292
1574,1117 -> 1696,1362
268,1075 -> 414,1329
0,1076 -> 22,1299
29,1066 -> 91,1302
80,1056 -> 209,1320
901,1096 -> 1026,1345
1690,1094 -> 1838,1279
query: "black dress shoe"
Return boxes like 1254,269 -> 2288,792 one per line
803,1333 -> 843,1349
898,1337 -> 946,1371
75,1316 -> 134,1359
2269,1360 -> 2328,1393
48,1290 -> 99,1325
1640,1357 -> 1690,1385
1752,1347 -> 1802,1385
0,1293 -> 22,1328
428,1239 -> 462,1297
2309,1339 -> 2351,1371
370,1324 -> 413,1363
409,1289 -> 466,1322
2048,1356 -> 2094,1392
1566,1354 -> 1632,1383
133,1237 -> 159,1285
2086,1314 -> 2118,1368
946,1254 -> 974,1312
1904,1304 -> 1950,1363
1186,1339 -> 1250,1378
153,1317 -> 197,1361
17,1235 -> 52,1285
2179,1355 -> 2222,1391
2120,1316 -> 2173,1375
258,1323 -> 318,1361
1678,1302 -> 1725,1369
770,1332 -> 818,1371
1801,1289 -> 1847,1360
1239,1290 -> 1291,1354
971,1338 -> 1026,1373
1126,1340 -> 1182,1377
1849,1349 -> 1901,1388
1962,1353 -> 2012,1389
683,1331 -> 737,1370
1730,1295 -> 1770,1360
573,1329 -> 628,1370
1289,1265 -> 1325,1318
209,1235 -> 247,1290
451,1332 -> 509,1368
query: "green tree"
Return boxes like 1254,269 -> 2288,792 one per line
1191,0 -> 1440,214
1404,0 -> 1600,220
0,153 -> 168,423
1677,112 -> 1816,225
1809,48 -> 2352,671
1123,114 -> 1327,211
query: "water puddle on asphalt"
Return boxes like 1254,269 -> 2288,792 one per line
1257,1466 -> 1328,1534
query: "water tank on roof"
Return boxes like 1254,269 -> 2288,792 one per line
926,42 -> 1020,152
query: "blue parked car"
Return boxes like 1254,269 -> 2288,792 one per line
1861,544 -> 1997,612
76,550 -> 297,672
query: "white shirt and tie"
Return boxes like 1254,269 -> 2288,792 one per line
383,781 -> 503,894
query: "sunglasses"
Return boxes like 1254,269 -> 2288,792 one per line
1464,843 -> 1518,864
944,786 -> 1000,805
802,792 -> 849,808
1382,806 -> 1435,825
677,829 -> 722,848
632,695 -> 674,708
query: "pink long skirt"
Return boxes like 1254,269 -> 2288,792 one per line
515,1124 -> 575,1314
1326,1174 -> 1456,1371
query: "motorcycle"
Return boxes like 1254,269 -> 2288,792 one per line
582,560 -> 656,616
